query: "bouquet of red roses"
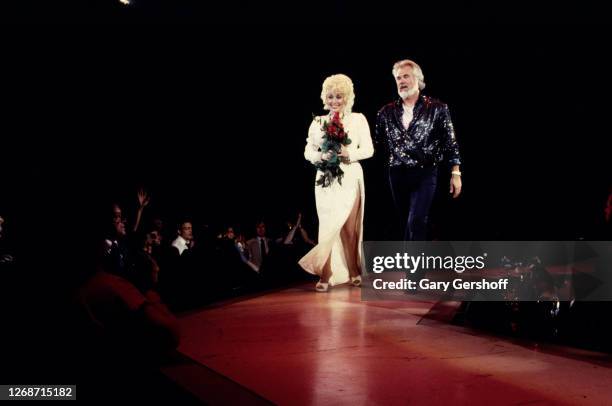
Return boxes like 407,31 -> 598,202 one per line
313,112 -> 352,187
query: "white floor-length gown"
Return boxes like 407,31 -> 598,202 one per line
299,112 -> 374,286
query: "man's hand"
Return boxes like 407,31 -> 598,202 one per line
450,175 -> 462,198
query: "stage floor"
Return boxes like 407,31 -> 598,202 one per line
163,283 -> 612,405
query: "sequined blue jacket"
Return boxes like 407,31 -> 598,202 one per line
375,95 -> 462,168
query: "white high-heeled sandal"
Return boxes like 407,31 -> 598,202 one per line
350,275 -> 362,287
315,281 -> 329,292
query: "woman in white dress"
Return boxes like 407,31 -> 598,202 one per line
298,74 -> 374,292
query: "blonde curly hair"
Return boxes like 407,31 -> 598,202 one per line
320,74 -> 355,114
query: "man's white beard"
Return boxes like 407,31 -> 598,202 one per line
398,84 -> 419,99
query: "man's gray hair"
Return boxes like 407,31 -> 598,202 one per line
392,59 -> 426,90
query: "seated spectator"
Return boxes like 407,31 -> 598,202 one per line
246,220 -> 273,270
131,231 -> 162,294
159,219 -> 203,310
236,231 -> 260,273
103,209 -> 132,279
171,220 -> 193,256
76,240 -> 180,358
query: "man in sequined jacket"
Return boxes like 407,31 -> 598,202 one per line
375,59 -> 462,241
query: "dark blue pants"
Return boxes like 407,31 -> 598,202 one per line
388,166 -> 438,241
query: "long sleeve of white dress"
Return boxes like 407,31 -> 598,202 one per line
348,113 -> 374,162
304,118 -> 323,164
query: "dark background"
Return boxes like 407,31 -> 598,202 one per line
2,23 -> 610,245
1,0 -> 608,24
